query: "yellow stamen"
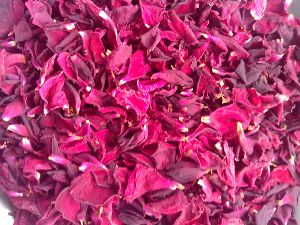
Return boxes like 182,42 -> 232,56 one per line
237,122 -> 244,140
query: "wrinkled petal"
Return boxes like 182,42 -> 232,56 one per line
125,164 -> 184,202
39,73 -> 69,114
55,187 -> 81,224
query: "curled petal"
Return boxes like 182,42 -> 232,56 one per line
2,98 -> 24,122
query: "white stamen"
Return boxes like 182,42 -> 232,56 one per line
201,116 -> 210,123
197,179 -> 204,186
142,124 -> 147,131
237,122 -> 244,139
230,52 -> 236,57
119,79 -> 126,85
202,33 -> 209,38
218,80 -> 225,87
9,191 -> 23,197
99,206 -> 104,215
65,23 -> 76,30
212,68 -> 219,74
0,142 -> 8,149
106,49 -> 112,56
180,127 -> 189,133
278,94 -> 289,102
199,63 -> 205,68
63,104 -> 69,109
99,10 -> 109,20
79,164 -> 88,172
36,172 -> 41,180
289,155 -> 295,165
171,183 -> 185,190
7,125 -> 17,132
288,14 -> 294,21
22,137 -> 31,146
86,86 -> 92,92
181,136 -> 189,142
178,116 -> 184,122
2,116 -> 10,122
78,31 -> 86,38
8,41 -> 16,47
215,142 -> 222,151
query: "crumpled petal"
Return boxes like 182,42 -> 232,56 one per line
120,50 -> 150,84
25,0 -> 53,28
113,87 -> 151,116
140,0 -> 165,27
124,164 -> 184,202
39,73 -> 69,114
70,169 -> 117,206
0,0 -> 24,36
201,104 -> 250,139
55,187 -> 81,224
107,44 -> 132,69
250,0 -> 267,20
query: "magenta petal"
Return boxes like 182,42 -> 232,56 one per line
107,44 -> 132,69
137,79 -> 166,92
1,0 -> 300,224
120,50 -> 150,84
14,18 -> 32,42
0,0 -> 24,36
113,87 -> 151,116
144,190 -> 188,216
79,30 -> 106,64
25,0 -> 53,28
255,201 -> 276,225
168,10 -> 198,45
39,73 -> 69,113
23,156 -> 52,175
141,24 -> 161,50
203,104 -> 250,139
60,139 -> 91,154
7,124 -> 29,137
250,0 -> 267,20
221,218 -> 244,225
124,164 -> 183,202
64,82 -> 81,115
70,169 -> 117,206
140,0 -> 165,27
2,98 -> 24,122
152,70 -> 193,87
55,187 -> 81,224
271,166 -> 295,185
151,142 -> 176,170
57,52 -> 76,80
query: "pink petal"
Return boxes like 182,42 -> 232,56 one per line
2,98 -> 24,122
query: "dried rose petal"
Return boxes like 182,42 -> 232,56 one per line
0,0 -> 299,224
